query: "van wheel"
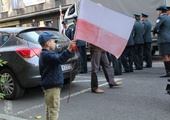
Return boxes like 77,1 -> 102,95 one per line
0,68 -> 25,100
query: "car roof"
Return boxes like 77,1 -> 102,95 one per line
0,27 -> 59,34
0,27 -> 31,33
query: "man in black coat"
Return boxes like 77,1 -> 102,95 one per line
61,20 -> 72,39
133,14 -> 144,70
141,13 -> 152,68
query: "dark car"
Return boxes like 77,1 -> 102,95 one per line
0,27 -> 80,100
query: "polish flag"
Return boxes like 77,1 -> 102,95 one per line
74,0 -> 135,58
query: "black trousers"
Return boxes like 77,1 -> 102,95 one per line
107,52 -> 122,75
78,46 -> 87,73
121,46 -> 134,72
91,51 -> 115,90
110,55 -> 122,75
143,43 -> 152,67
134,44 -> 143,69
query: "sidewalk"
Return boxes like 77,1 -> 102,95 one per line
0,114 -> 27,120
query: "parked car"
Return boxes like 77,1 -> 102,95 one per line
0,27 -> 80,100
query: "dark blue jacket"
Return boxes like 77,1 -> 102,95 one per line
143,19 -> 152,43
39,49 -> 72,89
153,13 -> 170,44
133,20 -> 144,44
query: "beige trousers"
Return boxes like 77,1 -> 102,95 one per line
44,88 -> 60,120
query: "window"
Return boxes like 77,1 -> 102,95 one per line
0,32 -> 23,47
0,33 -> 10,46
1,0 -> 9,12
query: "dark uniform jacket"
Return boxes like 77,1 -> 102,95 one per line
143,19 -> 152,43
39,49 -> 72,90
153,13 -> 170,44
127,30 -> 134,46
70,23 -> 86,46
65,27 -> 72,40
133,21 -> 144,44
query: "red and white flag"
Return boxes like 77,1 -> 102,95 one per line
74,0 -> 135,58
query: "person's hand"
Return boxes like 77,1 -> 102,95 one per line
67,39 -> 76,52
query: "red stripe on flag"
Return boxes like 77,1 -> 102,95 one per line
75,19 -> 128,58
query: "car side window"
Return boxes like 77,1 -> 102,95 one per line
0,33 -> 24,47
0,33 -> 10,46
2,35 -> 9,44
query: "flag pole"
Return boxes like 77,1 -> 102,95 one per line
59,5 -> 64,33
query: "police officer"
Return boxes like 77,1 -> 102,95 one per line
167,6 -> 170,81
71,15 -> 88,73
121,30 -> 134,72
167,7 -> 170,16
153,5 -> 170,77
61,20 -> 72,39
141,13 -> 152,68
44,20 -> 52,27
133,14 -> 144,70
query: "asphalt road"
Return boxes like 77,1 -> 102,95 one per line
0,55 -> 170,120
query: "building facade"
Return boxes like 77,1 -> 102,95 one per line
0,0 -> 77,28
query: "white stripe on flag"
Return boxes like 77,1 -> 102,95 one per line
74,0 -> 135,58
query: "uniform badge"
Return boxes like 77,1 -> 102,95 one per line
156,19 -> 160,23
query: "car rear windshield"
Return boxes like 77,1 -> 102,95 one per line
18,30 -> 70,44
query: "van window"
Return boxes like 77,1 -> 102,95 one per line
68,4 -> 75,16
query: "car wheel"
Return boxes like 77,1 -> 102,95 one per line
0,68 -> 25,100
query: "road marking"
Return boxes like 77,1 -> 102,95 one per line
61,82 -> 108,100
13,78 -> 122,116
0,113 -> 27,120
73,77 -> 122,83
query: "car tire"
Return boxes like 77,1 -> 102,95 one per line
0,68 -> 25,100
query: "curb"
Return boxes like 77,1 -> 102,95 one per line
0,114 -> 27,120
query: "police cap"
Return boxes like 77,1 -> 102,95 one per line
141,13 -> 148,18
73,15 -> 78,19
134,14 -> 140,18
62,20 -> 68,25
156,5 -> 168,11
167,7 -> 170,10
45,20 -> 52,24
